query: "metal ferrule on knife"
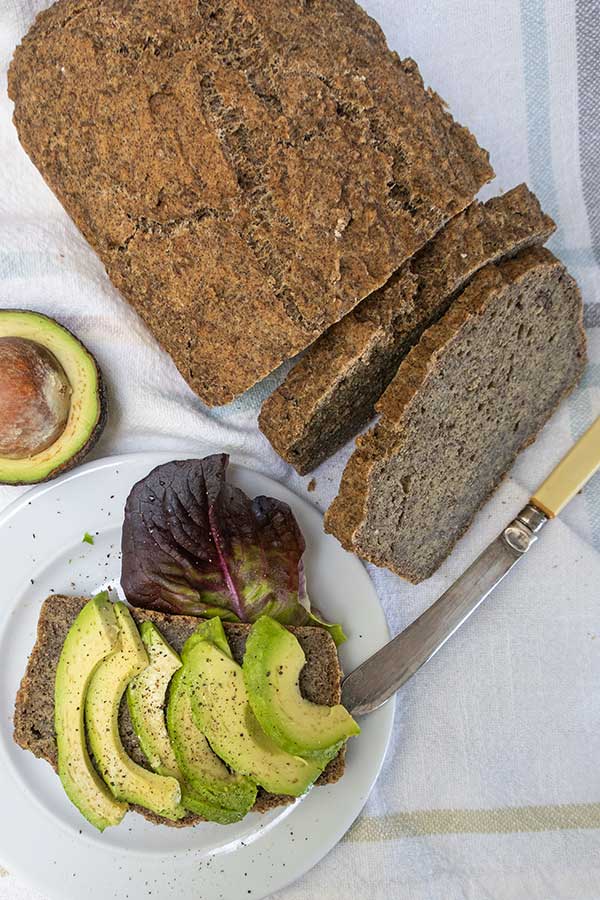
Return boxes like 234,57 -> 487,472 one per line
342,416 -> 600,717
502,503 -> 547,554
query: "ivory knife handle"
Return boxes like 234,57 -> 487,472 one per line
532,416 -> 600,518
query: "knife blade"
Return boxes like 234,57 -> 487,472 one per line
341,503 -> 547,716
343,415 -> 600,717
342,415 -> 600,717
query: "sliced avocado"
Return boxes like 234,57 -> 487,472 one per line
54,593 -> 127,831
186,640 -> 327,797
85,603 -> 182,820
127,621 -> 183,775
168,667 -> 257,823
126,621 -> 250,824
178,617 -> 258,821
243,616 -> 360,757
0,309 -> 106,484
182,616 -> 232,662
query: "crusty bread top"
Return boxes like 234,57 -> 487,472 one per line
15,595 -> 345,827
8,0 -> 492,405
258,184 -> 554,473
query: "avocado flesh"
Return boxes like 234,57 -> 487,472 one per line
179,617 -> 258,820
243,616 -> 360,757
179,618 -> 259,817
186,641 -> 327,797
127,621 -> 183,776
168,667 -> 257,823
128,621 -> 252,823
0,309 -> 105,484
182,616 -> 232,662
85,603 -> 182,820
54,593 -> 127,831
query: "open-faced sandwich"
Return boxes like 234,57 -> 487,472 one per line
15,597 -> 358,830
14,455 -> 359,830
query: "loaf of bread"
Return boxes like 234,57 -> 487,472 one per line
324,247 -> 586,582
8,0 -> 493,405
14,595 -> 345,826
259,185 -> 555,473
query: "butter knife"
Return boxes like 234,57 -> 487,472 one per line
342,415 -> 600,717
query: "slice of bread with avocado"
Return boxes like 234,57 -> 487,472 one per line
14,595 -> 347,827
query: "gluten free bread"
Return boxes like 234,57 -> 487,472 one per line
324,247 -> 586,582
14,595 -> 345,827
259,185 -> 555,473
8,0 -> 492,405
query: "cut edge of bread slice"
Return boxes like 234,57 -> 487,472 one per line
324,246 -> 586,582
259,184 -> 555,474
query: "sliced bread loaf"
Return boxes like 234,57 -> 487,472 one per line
259,185 -> 555,473
324,247 -> 586,583
8,0 -> 493,406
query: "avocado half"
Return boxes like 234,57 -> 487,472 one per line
0,310 -> 106,485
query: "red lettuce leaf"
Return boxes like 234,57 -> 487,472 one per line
120,456 -> 344,642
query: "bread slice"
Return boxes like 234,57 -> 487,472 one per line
324,247 -> 586,583
8,0 -> 492,406
259,185 -> 555,473
14,595 -> 345,827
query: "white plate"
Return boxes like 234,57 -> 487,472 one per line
0,452 -> 393,900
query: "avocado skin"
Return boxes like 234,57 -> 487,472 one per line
0,310 -> 107,485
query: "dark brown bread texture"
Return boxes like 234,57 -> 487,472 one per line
259,184 -> 555,474
8,0 -> 493,406
14,595 -> 344,827
324,247 -> 586,582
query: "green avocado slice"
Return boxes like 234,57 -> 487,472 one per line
127,621 -> 252,824
0,310 -> 106,484
167,668 -> 257,822
243,616 -> 360,757
181,616 -> 232,663
85,604 -> 182,820
186,641 -> 327,797
54,593 -> 127,831
127,621 -> 183,776
175,617 -> 263,813
177,617 -> 257,820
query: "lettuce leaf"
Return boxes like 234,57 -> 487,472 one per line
121,456 -> 345,643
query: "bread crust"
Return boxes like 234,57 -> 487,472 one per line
260,184 -> 554,472
8,0 -> 492,405
14,595 -> 345,827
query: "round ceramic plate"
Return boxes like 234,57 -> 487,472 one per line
0,452 -> 393,900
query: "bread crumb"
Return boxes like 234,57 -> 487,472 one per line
307,478 -> 316,492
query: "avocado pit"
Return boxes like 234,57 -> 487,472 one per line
0,337 -> 72,458
0,310 -> 107,485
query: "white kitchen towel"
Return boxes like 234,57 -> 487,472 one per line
1,1 -> 600,898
